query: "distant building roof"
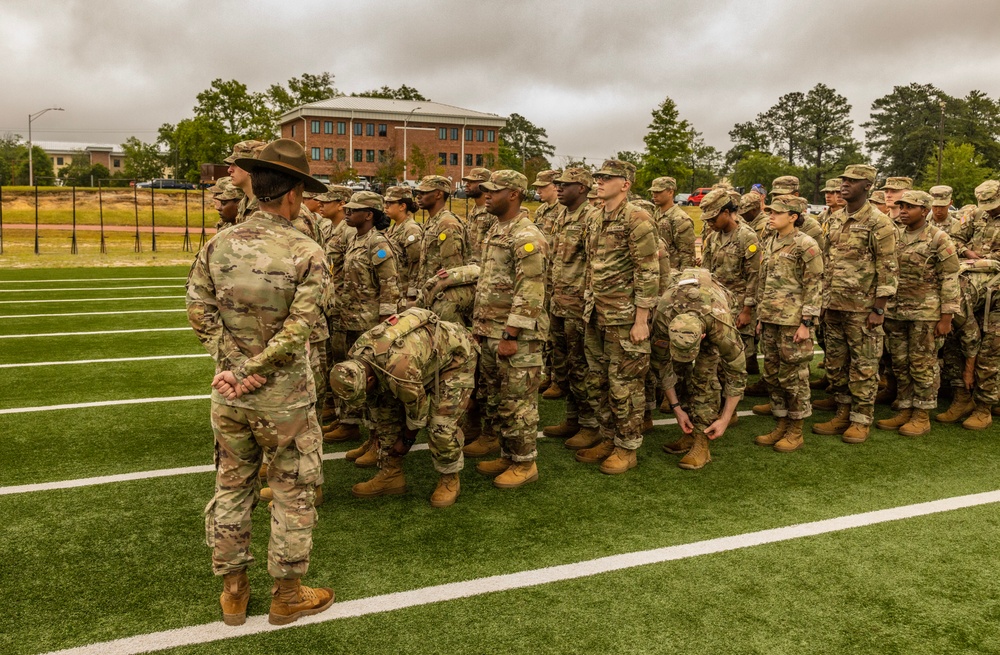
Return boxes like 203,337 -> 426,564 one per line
278,96 -> 507,128
34,141 -> 126,155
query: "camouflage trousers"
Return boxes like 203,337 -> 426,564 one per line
584,319 -> 649,450
310,339 -> 329,424
760,322 -> 814,420
940,333 -> 966,390
823,309 -> 883,425
550,315 -> 598,428
884,319 -> 943,410
331,329 -> 365,425
205,402 -> 323,579
974,309 -> 1000,406
672,352 -> 723,432
477,338 -> 542,462
370,354 -> 476,474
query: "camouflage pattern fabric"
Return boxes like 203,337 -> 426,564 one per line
953,213 -> 1000,260
478,338 -> 542,461
423,264 -> 480,325
584,321 -> 649,448
466,203 -> 496,265
654,204 -> 697,270
756,230 -> 823,326
553,315 -> 598,428
339,228 -> 401,332
886,223 -> 960,322
387,216 -> 423,301
235,195 -> 259,224
550,203 -> 592,319
975,309 -> 1000,405
884,319 -> 943,409
417,208 -> 468,289
823,201 -> 897,313
760,323 -> 814,419
823,309 -> 882,425
701,219 -> 761,338
533,200 -> 561,247
324,219 -> 358,331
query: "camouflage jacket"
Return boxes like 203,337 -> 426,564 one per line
748,211 -> 769,241
654,204 -> 697,270
953,213 -> 1000,260
235,195 -> 258,224
417,208 -> 468,289
339,227 -> 401,331
701,219 -> 761,309
349,308 -> 477,430
314,213 -> 334,248
584,200 -> 660,327
533,201 -> 561,239
473,210 -> 549,341
290,206 -> 330,342
757,213 -> 827,253
657,237 -> 674,294
755,230 -> 823,326
651,269 -> 747,399
930,213 -> 960,238
186,209 -> 327,410
952,260 -> 1000,359
466,202 -> 496,265
549,202 -> 592,318
886,223 -> 960,321
823,201 -> 898,312
387,216 -> 423,300
325,219 -> 357,321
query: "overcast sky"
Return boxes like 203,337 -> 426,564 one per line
3,0 -> 1000,166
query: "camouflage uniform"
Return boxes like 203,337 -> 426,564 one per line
323,188 -> 357,363
186,209 -> 327,579
822,180 -> 898,426
348,309 -> 478,473
424,264 -> 480,325
473,172 -> 548,462
653,203 -> 697,271
584,161 -> 660,450
207,177 -> 245,231
462,165 -> 496,265
386,215 -> 423,305
416,205 -> 468,299
531,169 -> 562,245
701,213 -> 761,357
223,140 -> 266,224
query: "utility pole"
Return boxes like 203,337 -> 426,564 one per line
28,107 -> 64,186
937,99 -> 947,185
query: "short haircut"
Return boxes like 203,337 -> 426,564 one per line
250,168 -> 302,204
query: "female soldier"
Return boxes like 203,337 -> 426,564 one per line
753,195 -> 824,452
384,186 -> 423,308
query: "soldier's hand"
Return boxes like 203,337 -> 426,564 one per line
963,359 -> 975,390
497,338 -> 518,358
704,418 -> 727,440
736,306 -> 752,329
212,371 -> 241,400
793,324 -> 810,343
673,407 -> 693,434
866,312 -> 884,329
934,315 -> 953,338
630,321 -> 650,344
239,374 -> 267,394
755,321 -> 762,337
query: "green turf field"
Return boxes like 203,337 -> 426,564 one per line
2,265 -> 998,655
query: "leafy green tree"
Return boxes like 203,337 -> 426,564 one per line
730,151 -> 801,193
799,84 -> 860,201
373,148 -> 405,188
758,91 -> 807,165
268,72 -> 340,113
922,142 -> 994,206
725,121 -> 771,169
863,83 -> 953,181
499,113 -> 555,172
0,133 -> 23,184
688,133 -> 723,191
194,78 -> 275,140
122,137 -> 165,181
158,117 -> 232,182
636,96 -> 694,191
57,150 -> 95,186
408,145 -> 441,179
952,90 -> 1000,170
90,163 -> 111,185
354,85 -> 428,101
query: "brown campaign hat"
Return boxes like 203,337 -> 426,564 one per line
233,139 -> 326,194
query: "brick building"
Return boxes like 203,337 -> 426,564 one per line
36,141 -> 126,176
278,97 -> 506,185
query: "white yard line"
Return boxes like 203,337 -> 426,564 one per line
0,309 -> 186,319
0,295 -> 186,305
0,327 -> 190,339
0,285 -> 184,293
42,488 -> 1000,655
0,353 -> 210,369
0,394 -> 210,416
0,276 -> 186,284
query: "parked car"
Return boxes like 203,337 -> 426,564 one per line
136,178 -> 197,190
688,188 -> 713,206
675,193 -> 692,206
808,204 -> 827,215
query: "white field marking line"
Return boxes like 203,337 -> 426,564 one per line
0,276 -> 187,284
0,412 -> 752,496
0,309 -> 186,319
0,394 -> 210,416
43,489 -> 1000,655
757,349 -> 823,359
0,327 -> 189,339
0,353 -> 210,369
0,285 -> 184,293
0,295 -> 186,305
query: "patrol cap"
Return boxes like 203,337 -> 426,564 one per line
869,190 -> 887,204
650,176 -> 677,192
460,167 -> 491,183
531,169 -> 561,187
840,164 -> 877,183
384,186 -> 413,202
587,187 -> 600,199
415,175 -> 452,193
301,190 -> 319,200
481,169 -> 529,192
766,194 -> 806,214
975,180 -> 1000,211
728,190 -> 742,206
595,159 -> 636,183
770,175 -> 800,195
668,313 -> 704,363
699,188 -> 733,221
224,140 -> 267,165
554,167 -> 593,188
929,185 -> 953,207
738,191 -> 764,213
328,360 -> 368,409
315,184 -> 352,203
713,181 -> 734,191
880,176 -> 913,191
345,190 -> 385,212
822,178 -> 842,193
896,190 -> 932,209
234,139 -> 327,194
208,176 -> 244,201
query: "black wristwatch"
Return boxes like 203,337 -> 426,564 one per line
801,317 -> 814,328
669,402 -> 681,410
501,331 -> 518,341
872,306 -> 885,316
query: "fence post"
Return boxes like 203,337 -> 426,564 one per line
133,185 -> 141,252
70,186 -> 78,254
98,181 -> 106,254
182,188 -> 192,252
150,186 -> 157,252
34,183 -> 39,255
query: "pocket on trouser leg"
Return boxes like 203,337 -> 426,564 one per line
781,332 -> 815,366
860,324 -> 884,360
204,497 -> 217,549
293,413 -> 323,488
270,503 -> 317,577
617,337 -> 651,380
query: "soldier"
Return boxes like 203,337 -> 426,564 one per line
224,140 -> 267,223
186,138 -> 334,627
651,176 -> 697,270
812,164 -> 897,443
929,185 -> 960,234
468,170 -> 548,488
652,269 -> 747,469
414,175 -> 469,296
577,159 -> 659,475
870,190 -> 889,215
751,196 -> 824,451
540,168 -> 601,447
207,176 -> 244,231
875,190 -> 959,437
880,176 -> 913,221
816,178 -> 846,233
329,308 -> 478,507
384,186 -> 423,307
532,169 -> 563,241
587,187 -> 603,209
739,190 -> 768,240
767,176 -> 826,251
462,167 -> 494,264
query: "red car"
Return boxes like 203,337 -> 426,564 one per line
688,187 -> 713,206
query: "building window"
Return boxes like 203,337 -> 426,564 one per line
450,153 -> 458,166
438,152 -> 447,166
337,148 -> 346,162
291,124 -> 297,137
354,123 -> 363,136
476,154 -> 484,166
439,128 -> 447,140
113,158 -> 121,168
354,149 -> 363,162
465,154 -> 473,166
378,124 -> 387,137
324,121 -> 333,134
57,156 -> 64,166
378,150 -> 387,162
324,148 -> 333,161
366,123 -> 375,137
476,129 -> 484,142
338,121 -> 346,135
366,149 -> 375,162
465,128 -> 473,141
311,147 -> 321,160
311,120 -> 320,134
487,130 -> 496,142
450,128 -> 458,140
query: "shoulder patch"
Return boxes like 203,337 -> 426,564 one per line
439,232 -> 447,241
523,242 -> 535,253
748,244 -> 757,253
407,234 -> 416,243
376,249 -> 387,259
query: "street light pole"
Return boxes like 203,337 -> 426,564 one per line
28,107 -> 64,186
936,99 -> 947,185
402,106 -> 422,182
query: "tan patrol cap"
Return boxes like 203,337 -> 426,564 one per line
224,140 -> 267,165
840,164 -> 877,183
896,190 -> 932,209
481,170 -> 528,192
975,180 -> 1000,212
531,170 -> 561,187
929,185 -> 953,207
554,167 -> 593,188
880,176 -> 913,191
461,168 -> 492,183
770,175 -> 800,195
650,176 -> 678,192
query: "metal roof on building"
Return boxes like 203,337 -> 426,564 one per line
34,141 -> 126,154
279,96 -> 507,128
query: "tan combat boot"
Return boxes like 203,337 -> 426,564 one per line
962,402 -> 993,431
323,422 -> 361,443
313,485 -> 324,507
575,438 -> 614,463
268,578 -> 335,626
352,439 -> 379,468
642,410 -> 654,433
678,432 -> 711,470
662,433 -> 694,455
494,461 -> 538,489
476,457 -> 512,477
541,382 -> 565,400
754,417 -> 789,447
259,461 -> 269,479
599,447 -> 638,475
564,427 -> 602,450
751,403 -> 772,416
773,419 -> 804,452
744,378 -> 769,397
936,388 -> 975,423
875,375 -> 897,405
842,422 -> 870,444
321,406 -> 337,424
345,436 -> 374,462
351,456 -> 407,498
899,409 -> 931,437
259,486 -> 273,502
429,473 -> 460,508
542,417 -> 580,439
809,375 -> 828,390
812,404 -> 850,435
463,431 -> 500,457
811,396 -> 839,411
876,409 -> 912,431
993,405 -> 1000,417
220,570 -> 250,626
